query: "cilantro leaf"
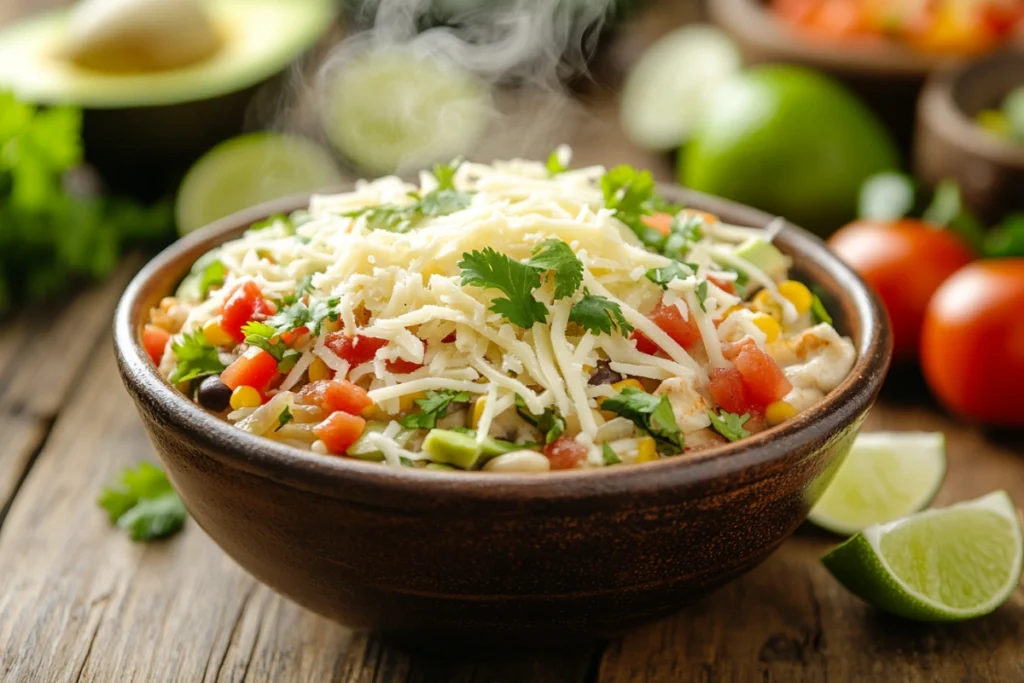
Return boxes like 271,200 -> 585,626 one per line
418,188 -> 472,217
810,287 -> 833,326
600,388 -> 684,455
601,442 -> 621,466
922,180 -> 985,253
168,330 -> 225,384
275,406 -> 294,431
515,395 -> 566,444
526,238 -> 583,300
695,280 -> 709,312
97,462 -> 186,542
546,147 -> 569,175
199,260 -> 227,297
600,165 -> 681,248
660,213 -> 706,258
242,321 -> 301,372
248,213 -> 295,234
645,262 -> 693,289
431,160 -> 461,190
459,248 -> 548,328
399,390 -> 472,429
569,291 -> 633,336
708,411 -> 751,442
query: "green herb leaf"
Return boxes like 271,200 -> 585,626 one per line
97,462 -> 186,542
248,213 -> 295,234
810,288 -> 833,326
922,180 -> 985,253
168,330 -> 225,384
601,442 -> 621,466
399,390 -> 472,429
526,238 -> 583,300
546,147 -> 569,175
600,388 -> 684,455
431,159 -> 461,191
417,188 -> 472,217
275,406 -> 294,431
660,213 -> 705,258
198,260 -> 227,297
645,262 -> 693,289
707,410 -> 751,442
985,213 -> 1024,258
459,248 -> 548,328
569,291 -> 633,336
695,280 -> 709,312
515,395 -> 566,444
242,321 -> 301,372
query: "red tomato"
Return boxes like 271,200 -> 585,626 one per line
385,358 -> 423,374
298,379 -> 373,416
641,212 -> 673,236
142,324 -> 171,365
324,332 -> 388,366
220,347 -> 279,392
829,219 -> 975,362
709,367 -> 753,414
730,343 -> 793,407
315,412 -> 367,454
921,259 -> 1024,426
708,275 -> 736,295
632,301 -> 702,354
220,281 -> 277,343
280,326 -> 309,347
544,437 -> 587,470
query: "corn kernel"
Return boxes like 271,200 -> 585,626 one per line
611,379 -> 644,394
471,397 -> 487,428
636,436 -> 659,463
308,357 -> 331,382
720,304 -> 742,320
751,314 -> 781,343
202,318 -> 235,347
229,385 -> 262,410
765,400 -> 798,426
400,391 -> 427,413
362,404 -> 389,421
752,290 -> 783,322
777,280 -> 813,315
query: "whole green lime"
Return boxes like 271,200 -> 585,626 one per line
679,66 -> 899,235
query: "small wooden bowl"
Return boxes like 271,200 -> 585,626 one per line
915,51 -> 1024,222
709,0 -> 951,148
113,188 -> 891,645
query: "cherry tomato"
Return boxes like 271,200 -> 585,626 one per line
544,437 -> 588,470
828,219 -> 974,362
315,412 -> 367,454
921,259 -> 1024,426
324,332 -> 388,366
142,324 -> 171,365
632,301 -> 702,354
221,281 -> 277,343
220,347 -> 279,391
298,379 -> 373,416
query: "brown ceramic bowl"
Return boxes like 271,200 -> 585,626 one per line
709,0 -> 954,149
113,187 -> 891,645
915,51 -> 1024,222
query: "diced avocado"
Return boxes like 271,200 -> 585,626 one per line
732,237 -> 788,281
422,429 -> 486,470
424,463 -> 456,471
480,436 -> 520,458
346,422 -> 414,462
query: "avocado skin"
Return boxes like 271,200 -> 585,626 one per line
81,83 -> 264,201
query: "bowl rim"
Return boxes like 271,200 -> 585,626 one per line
709,0 -> 960,77
918,51 -> 1024,169
114,186 -> 891,502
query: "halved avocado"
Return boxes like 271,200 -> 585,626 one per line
0,0 -> 335,199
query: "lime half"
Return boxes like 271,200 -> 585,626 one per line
809,431 -> 946,535
176,132 -> 343,236
822,491 -> 1023,622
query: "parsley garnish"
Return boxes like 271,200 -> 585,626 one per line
660,213 -> 705,258
168,330 -> 225,384
708,411 -> 751,442
695,280 -> 709,312
600,165 -> 681,248
459,247 -> 548,328
242,321 -> 301,372
399,390 -> 472,429
344,160 -> 472,233
97,462 -> 186,542
198,259 -> 226,297
645,262 -> 694,289
546,147 -> 569,175
600,388 -> 684,455
810,288 -> 833,326
569,290 -> 633,336
275,406 -> 294,431
526,238 -> 583,300
515,395 -> 566,444
601,443 -> 621,466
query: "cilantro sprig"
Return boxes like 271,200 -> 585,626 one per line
515,395 -> 566,444
168,330 -> 225,384
600,388 -> 684,455
600,165 -> 681,249
344,160 -> 472,233
646,262 -> 695,289
275,406 -> 294,431
241,321 -> 302,372
459,247 -> 549,328
526,238 -> 583,300
708,411 -> 751,442
569,290 -> 633,336
97,462 -> 187,542
399,390 -> 472,429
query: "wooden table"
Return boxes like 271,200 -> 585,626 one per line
2,2 -> 1023,682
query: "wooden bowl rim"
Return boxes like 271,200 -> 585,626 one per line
918,51 -> 1024,168
113,186 -> 891,502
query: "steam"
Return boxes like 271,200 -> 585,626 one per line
311,0 -> 615,174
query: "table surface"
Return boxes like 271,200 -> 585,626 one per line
1,2 -> 1023,682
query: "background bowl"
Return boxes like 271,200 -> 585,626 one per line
113,188 -> 891,645
709,0 -> 948,149
915,51 -> 1024,222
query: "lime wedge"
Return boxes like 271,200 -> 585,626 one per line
322,50 -> 492,175
620,25 -> 740,151
176,132 -> 342,236
809,431 -> 946,535
822,491 -> 1023,622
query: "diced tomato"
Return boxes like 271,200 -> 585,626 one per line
544,437 -> 587,471
708,275 -> 736,295
709,367 -> 753,415
651,301 -> 702,349
220,347 -> 279,391
386,358 -> 423,374
280,326 -> 309,347
220,281 -> 277,343
298,379 -> 373,416
641,212 -> 674,236
630,329 -> 659,355
315,411 -> 367,454
142,324 -> 171,365
723,338 -> 793,407
441,331 -> 457,343
324,332 -> 388,366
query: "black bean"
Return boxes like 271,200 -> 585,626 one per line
587,360 -> 623,386
197,375 -> 232,412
